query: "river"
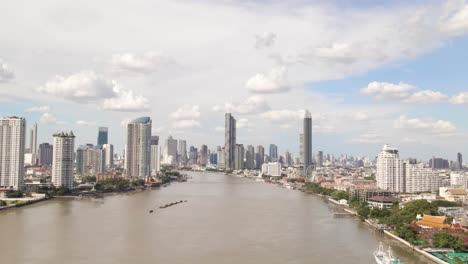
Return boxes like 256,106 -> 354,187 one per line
0,172 -> 430,263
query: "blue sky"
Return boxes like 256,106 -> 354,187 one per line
2,0 -> 468,161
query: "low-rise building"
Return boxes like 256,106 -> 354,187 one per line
439,187 -> 468,204
368,196 -> 396,209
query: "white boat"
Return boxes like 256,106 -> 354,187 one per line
374,242 -> 401,264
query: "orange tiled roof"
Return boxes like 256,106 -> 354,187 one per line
417,215 -> 450,229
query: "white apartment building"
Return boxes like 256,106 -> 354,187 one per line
151,144 -> 160,175
0,116 -> 26,190
376,145 -> 404,192
126,117 -> 151,178
52,131 -> 75,189
404,162 -> 439,193
261,162 -> 282,177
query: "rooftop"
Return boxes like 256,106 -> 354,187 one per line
130,116 -> 151,124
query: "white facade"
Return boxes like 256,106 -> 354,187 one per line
450,173 -> 467,187
376,144 -> 404,192
103,144 -> 114,169
0,117 -> 26,190
163,136 -> 178,165
261,162 -> 282,177
52,131 -> 75,189
404,162 -> 439,193
151,144 -> 160,175
126,117 -> 151,178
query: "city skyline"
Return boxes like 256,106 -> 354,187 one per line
3,1 -> 468,159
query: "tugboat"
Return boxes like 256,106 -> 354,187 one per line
149,210 -> 154,213
374,242 -> 401,264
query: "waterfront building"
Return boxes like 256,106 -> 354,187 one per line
150,136 -> 160,175
261,162 -> 282,177
103,144 -> 114,169
76,144 -> 104,176
0,116 -> 26,190
163,136 -> 178,165
188,146 -> 198,165
269,144 -> 278,162
376,144 -> 404,192
178,140 -> 188,165
303,110 -> 312,175
217,146 -> 225,169
404,161 -> 439,193
255,145 -> 264,169
97,127 -> 108,148
245,145 -> 255,169
52,131 -> 75,189
368,196 -> 396,210
199,144 -> 208,166
234,144 -> 244,170
209,152 -> 218,165
125,117 -> 151,178
349,188 -> 395,202
38,143 -> 53,165
224,113 -> 236,170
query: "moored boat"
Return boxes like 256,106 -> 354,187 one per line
374,242 -> 401,264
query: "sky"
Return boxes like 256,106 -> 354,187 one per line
2,0 -> 468,160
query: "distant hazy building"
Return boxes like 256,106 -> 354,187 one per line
245,145 -> 255,169
189,146 -> 198,165
178,140 -> 188,165
430,157 -> 449,169
199,144 -> 208,166
97,127 -> 108,148
0,117 -> 26,190
317,151 -> 323,167
224,113 -> 236,170
29,122 -> 37,154
234,144 -> 244,170
256,145 -> 265,169
303,110 -> 312,175
76,144 -> 104,176
126,117 -> 152,178
38,143 -> 53,165
163,136 -> 178,165
284,150 -> 293,167
103,144 -> 114,169
269,144 -> 278,162
457,153 -> 463,171
150,136 -> 160,175
376,144 -> 404,192
261,162 -> 281,177
299,133 -> 304,164
52,131 -> 75,189
209,152 -> 218,165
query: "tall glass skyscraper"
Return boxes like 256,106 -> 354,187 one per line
125,117 -> 151,178
97,127 -> 108,147
224,113 -> 236,170
303,110 -> 312,175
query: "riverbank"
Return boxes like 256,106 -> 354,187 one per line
0,196 -> 50,211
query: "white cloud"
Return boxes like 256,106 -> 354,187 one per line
214,126 -> 224,132
172,119 -> 201,129
361,81 -> 415,101
25,105 -> 50,112
403,90 -> 448,103
39,113 -> 57,124
76,120 -> 96,126
101,88 -> 149,112
120,118 -> 131,127
260,110 -> 303,124
450,92 -> 468,104
254,32 -> 276,49
349,133 -> 381,144
0,59 -> 14,83
246,66 -> 290,94
111,51 -> 175,74
237,118 -> 252,128
37,71 -> 115,103
313,43 -> 361,65
440,3 -> 468,36
214,96 -> 270,115
171,105 -> 200,120
395,115 -> 456,134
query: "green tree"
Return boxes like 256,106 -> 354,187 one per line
432,232 -> 465,251
6,190 -> 24,198
0,200 -> 7,206
357,206 -> 370,218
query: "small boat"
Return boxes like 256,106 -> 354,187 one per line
374,242 -> 401,264
149,210 -> 154,213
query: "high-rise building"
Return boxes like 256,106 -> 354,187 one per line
29,122 -> 37,154
103,144 -> 114,169
269,144 -> 278,162
209,152 -> 218,165
52,131 -> 75,189
284,150 -> 293,167
299,133 -> 304,164
303,110 -> 312,175
188,146 -> 198,165
38,143 -> 53,165
376,144 -> 404,192
178,140 -> 188,165
125,117 -> 151,178
317,151 -> 323,167
224,113 -> 236,170
256,145 -> 265,169
404,161 -> 439,193
163,136 -> 178,165
457,152 -> 463,171
199,144 -> 208,166
76,144 -> 104,176
429,157 -> 450,169
0,117 -> 26,190
245,145 -> 255,169
150,136 -> 160,175
97,127 -> 108,148
217,146 -> 225,169
234,144 -> 244,170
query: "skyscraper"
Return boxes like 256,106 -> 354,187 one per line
303,110 -> 312,175
217,146 -> 225,169
245,145 -> 255,169
224,113 -> 236,170
284,150 -> 293,167
189,146 -> 198,165
163,136 -> 178,165
376,144 -> 404,192
52,131 -> 75,189
0,116 -> 26,190
178,140 -> 188,165
76,144 -> 104,176
97,127 -> 108,148
29,122 -> 37,154
317,151 -> 323,167
269,144 -> 278,162
150,136 -> 160,175
299,133 -> 304,164
234,144 -> 244,170
457,152 -> 463,171
199,144 -> 208,165
38,143 -> 53,165
125,117 -> 151,178
256,145 -> 265,169
103,144 -> 114,169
